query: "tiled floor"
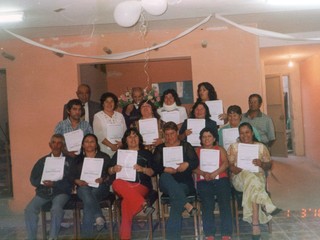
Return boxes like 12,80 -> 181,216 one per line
1,156 -> 320,240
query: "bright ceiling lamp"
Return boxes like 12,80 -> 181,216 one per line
0,12 -> 24,23
267,0 -> 320,5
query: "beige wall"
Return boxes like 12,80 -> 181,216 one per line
0,26 -> 261,212
264,64 -> 305,156
299,55 -> 320,163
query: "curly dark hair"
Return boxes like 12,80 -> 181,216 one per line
160,89 -> 182,106
190,101 -> 211,119
138,99 -> 160,119
238,122 -> 259,142
121,127 -> 145,150
100,92 -> 118,110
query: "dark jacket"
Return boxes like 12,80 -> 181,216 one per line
30,154 -> 73,199
111,149 -> 153,190
152,141 -> 199,190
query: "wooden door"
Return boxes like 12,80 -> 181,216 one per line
265,74 -> 288,157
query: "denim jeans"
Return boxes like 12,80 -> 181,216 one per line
25,193 -> 70,240
77,184 -> 109,238
197,177 -> 233,237
159,173 -> 195,240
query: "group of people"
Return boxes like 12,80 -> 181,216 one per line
25,82 -> 280,240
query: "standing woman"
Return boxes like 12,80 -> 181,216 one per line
109,128 -> 154,240
196,82 -> 218,102
227,122 -> 281,240
157,89 -> 188,129
93,92 -> 126,157
196,82 -> 227,122
194,127 -> 232,240
72,134 -> 113,239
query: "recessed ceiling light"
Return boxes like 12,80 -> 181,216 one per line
0,12 -> 24,23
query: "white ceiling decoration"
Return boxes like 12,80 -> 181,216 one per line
1,0 -> 320,64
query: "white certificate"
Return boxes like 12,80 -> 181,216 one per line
187,119 -> 205,146
106,123 -> 123,144
116,149 -> 137,182
161,110 -> 180,124
200,149 -> 220,179
64,129 -> 83,152
80,158 -> 104,188
40,157 -> 65,184
163,146 -> 183,168
237,143 -> 259,173
139,118 -> 159,145
206,100 -> 224,126
222,128 -> 239,151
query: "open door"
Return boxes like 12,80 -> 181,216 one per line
265,74 -> 288,157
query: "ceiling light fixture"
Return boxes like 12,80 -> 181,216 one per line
267,0 -> 320,5
0,12 -> 24,23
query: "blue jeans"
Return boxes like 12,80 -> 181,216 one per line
25,193 -> 70,240
77,184 -> 109,238
159,173 -> 195,240
197,178 -> 233,237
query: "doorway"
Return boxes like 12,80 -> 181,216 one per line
0,69 -> 13,198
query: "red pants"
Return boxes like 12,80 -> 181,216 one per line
112,179 -> 149,239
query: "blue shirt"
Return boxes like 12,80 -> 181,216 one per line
54,118 -> 93,135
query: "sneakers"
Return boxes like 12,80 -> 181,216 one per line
95,216 -> 105,231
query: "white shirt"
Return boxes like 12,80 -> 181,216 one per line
93,110 -> 126,157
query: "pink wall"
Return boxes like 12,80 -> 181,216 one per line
300,55 -> 320,163
0,26 -> 261,212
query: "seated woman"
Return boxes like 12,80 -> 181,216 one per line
218,105 -> 261,148
132,99 -> 163,152
110,128 -> 154,240
194,128 -> 232,240
157,89 -> 188,129
72,133 -> 112,239
152,121 -> 199,240
227,122 -> 281,240
179,101 -> 218,144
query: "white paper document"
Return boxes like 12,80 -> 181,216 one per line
237,143 -> 259,173
161,110 -> 180,124
206,100 -> 224,125
64,129 -> 83,152
139,118 -> 159,145
199,149 -> 220,179
106,123 -> 124,144
116,149 -> 138,182
80,158 -> 104,188
163,146 -> 183,169
187,119 -> 205,146
222,128 -> 239,150
41,157 -> 65,184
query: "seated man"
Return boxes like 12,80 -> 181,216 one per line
25,134 -> 73,240
151,121 -> 199,240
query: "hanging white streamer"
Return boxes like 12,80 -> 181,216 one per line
215,14 -> 320,42
2,15 -> 211,60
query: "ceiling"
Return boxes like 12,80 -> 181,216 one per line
1,0 -> 320,65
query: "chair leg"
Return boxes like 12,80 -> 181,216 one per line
268,220 -> 272,233
234,200 -> 240,236
192,202 -> 198,237
41,211 -> 47,240
161,203 -> 166,239
108,207 -> 114,240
